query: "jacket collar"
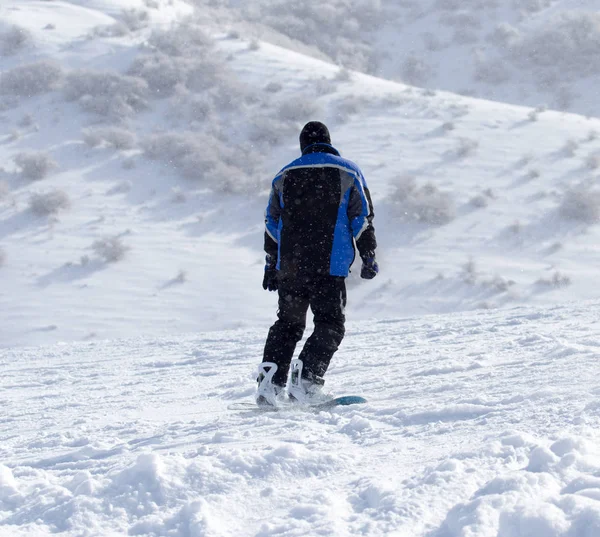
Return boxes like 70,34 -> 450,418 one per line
301,143 -> 341,156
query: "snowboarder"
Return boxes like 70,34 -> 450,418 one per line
256,121 -> 378,406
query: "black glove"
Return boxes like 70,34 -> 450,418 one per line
360,253 -> 379,280
262,255 -> 278,292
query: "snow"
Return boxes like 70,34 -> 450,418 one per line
2,1 -> 600,535
2,302 -> 600,536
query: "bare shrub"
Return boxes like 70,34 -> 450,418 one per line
423,32 -> 442,51
563,139 -> 578,157
142,131 -> 254,190
558,185 -> 600,223
334,68 -> 352,82
470,194 -> 489,208
83,126 -> 137,150
64,69 -> 148,118
508,220 -> 521,234
461,258 -> 478,285
14,151 -> 58,180
536,272 -> 571,288
0,61 -> 63,96
129,53 -> 225,96
390,176 -> 455,225
512,12 -> 600,78
91,22 -> 129,38
474,57 -> 511,85
528,105 -> 547,122
0,25 -> 30,55
484,275 -> 516,293
335,95 -> 368,122
29,189 -> 70,215
148,24 -> 213,57
278,96 -> 321,122
487,23 -> 520,50
93,236 -> 129,263
119,9 -> 150,31
248,116 -> 295,146
18,113 -> 33,128
258,3 -> 383,72
455,138 -> 479,158
585,154 -> 600,170
265,81 -> 282,93
401,54 -> 430,86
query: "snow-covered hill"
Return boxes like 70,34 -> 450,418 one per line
2,3 -> 600,536
1,301 -> 600,536
206,0 -> 600,118
3,0 -> 600,348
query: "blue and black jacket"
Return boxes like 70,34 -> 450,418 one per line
264,143 -> 377,278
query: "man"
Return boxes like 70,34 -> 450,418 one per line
256,121 -> 378,407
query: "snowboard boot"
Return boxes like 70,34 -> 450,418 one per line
288,359 -> 328,404
256,362 -> 285,407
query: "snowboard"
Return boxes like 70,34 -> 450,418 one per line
229,395 -> 367,412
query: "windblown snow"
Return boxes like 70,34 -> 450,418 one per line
2,1 -> 600,536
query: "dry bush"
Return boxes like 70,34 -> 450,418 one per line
563,139 -> 578,157
470,194 -> 489,208
14,151 -> 58,180
401,54 -> 430,86
148,24 -> 213,56
512,12 -> 600,78
474,57 -> 511,85
256,1 -> 383,72
119,9 -> 150,31
390,176 -> 456,225
29,189 -> 70,215
64,69 -> 148,119
128,53 -> 226,96
455,138 -> 479,158
0,25 -> 30,56
142,131 -> 255,190
558,185 -> 600,223
92,236 -> 129,263
248,116 -> 295,146
83,126 -> 137,150
536,271 -> 571,288
0,61 -> 63,96
585,154 -> 600,170
277,96 -> 321,122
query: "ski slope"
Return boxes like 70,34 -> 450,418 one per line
1,301 -> 600,536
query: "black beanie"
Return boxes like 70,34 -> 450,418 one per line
299,121 -> 331,151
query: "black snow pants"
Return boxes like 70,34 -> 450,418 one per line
263,275 -> 346,387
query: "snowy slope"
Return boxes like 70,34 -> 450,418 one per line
214,0 -> 600,118
3,1 -> 600,348
1,301 -> 600,536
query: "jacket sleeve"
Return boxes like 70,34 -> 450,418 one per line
347,171 -> 377,259
264,178 -> 282,260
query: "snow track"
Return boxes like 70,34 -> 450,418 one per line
1,302 -> 599,536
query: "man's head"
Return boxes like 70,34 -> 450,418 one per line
299,121 -> 331,152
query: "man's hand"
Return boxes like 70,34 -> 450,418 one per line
360,254 -> 379,280
262,255 -> 278,291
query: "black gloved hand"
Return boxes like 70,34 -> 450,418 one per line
360,253 -> 379,280
262,255 -> 278,292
